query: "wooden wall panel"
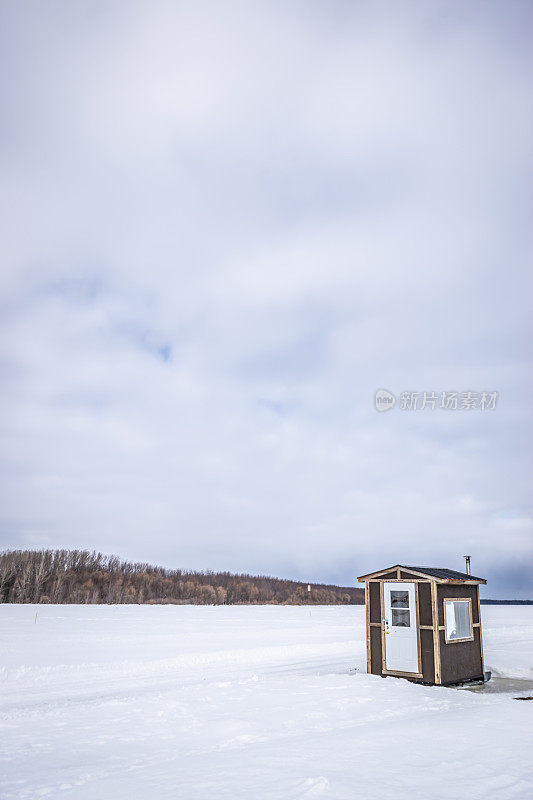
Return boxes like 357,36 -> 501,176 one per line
370,626 -> 383,676
399,571 -> 429,581
436,584 -> 479,625
417,582 -> 433,627
369,581 -> 381,624
420,628 -> 435,683
439,628 -> 483,684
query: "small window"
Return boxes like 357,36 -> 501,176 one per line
391,608 -> 410,627
390,590 -> 411,626
444,599 -> 473,642
390,590 -> 409,608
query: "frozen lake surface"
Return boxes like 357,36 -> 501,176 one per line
1,604 -> 532,799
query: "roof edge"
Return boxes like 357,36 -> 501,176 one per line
357,564 -> 486,584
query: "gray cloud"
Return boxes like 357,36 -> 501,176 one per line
1,1 -> 532,597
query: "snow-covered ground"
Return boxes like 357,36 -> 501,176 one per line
1,604 -> 532,799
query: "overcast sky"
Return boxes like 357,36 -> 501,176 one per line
1,1 -> 532,597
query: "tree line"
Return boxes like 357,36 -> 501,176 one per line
0,549 -> 364,605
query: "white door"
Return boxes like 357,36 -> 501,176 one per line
383,582 -> 419,674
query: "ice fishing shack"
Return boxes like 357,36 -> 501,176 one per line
358,561 -> 487,686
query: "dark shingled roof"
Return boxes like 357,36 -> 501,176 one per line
404,566 -> 485,581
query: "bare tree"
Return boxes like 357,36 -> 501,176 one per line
0,549 -> 364,606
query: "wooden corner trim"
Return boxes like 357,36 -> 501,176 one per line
477,585 -> 485,673
431,580 -> 441,684
365,580 -> 371,674
380,581 -> 386,674
415,581 -> 422,677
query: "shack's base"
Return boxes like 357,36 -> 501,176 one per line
383,672 -> 490,688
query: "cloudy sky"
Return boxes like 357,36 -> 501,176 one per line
1,1 -> 532,597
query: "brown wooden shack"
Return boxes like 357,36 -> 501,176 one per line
357,565 -> 487,686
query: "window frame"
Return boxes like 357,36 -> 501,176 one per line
443,597 -> 474,644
